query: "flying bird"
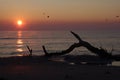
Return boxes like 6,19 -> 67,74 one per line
116,16 -> 119,18
47,16 -> 50,18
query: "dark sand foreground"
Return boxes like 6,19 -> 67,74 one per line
0,56 -> 120,80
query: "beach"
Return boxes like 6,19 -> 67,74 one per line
0,56 -> 120,80
1,0 -> 120,79
0,30 -> 120,80
0,29 -> 120,80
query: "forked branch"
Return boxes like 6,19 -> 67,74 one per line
42,31 -> 112,58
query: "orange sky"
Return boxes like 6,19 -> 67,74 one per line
0,0 -> 120,30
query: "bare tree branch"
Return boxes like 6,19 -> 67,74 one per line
26,45 -> 32,56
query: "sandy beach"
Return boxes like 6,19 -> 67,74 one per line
0,56 -> 120,80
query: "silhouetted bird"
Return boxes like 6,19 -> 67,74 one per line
47,16 -> 50,18
116,16 -> 119,18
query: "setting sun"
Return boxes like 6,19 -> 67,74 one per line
17,20 -> 23,26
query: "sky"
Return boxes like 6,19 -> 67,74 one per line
0,0 -> 120,30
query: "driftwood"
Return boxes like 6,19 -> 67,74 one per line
42,31 -> 112,59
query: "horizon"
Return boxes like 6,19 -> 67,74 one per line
0,0 -> 120,30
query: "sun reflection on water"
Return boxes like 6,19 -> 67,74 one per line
18,31 -> 22,38
16,31 -> 24,54
17,39 -> 23,46
16,48 -> 23,52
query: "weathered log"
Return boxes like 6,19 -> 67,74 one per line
42,31 -> 112,59
42,43 -> 81,57
71,31 -> 112,58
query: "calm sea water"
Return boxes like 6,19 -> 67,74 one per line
0,30 -> 120,58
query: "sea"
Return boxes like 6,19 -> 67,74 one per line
0,30 -> 120,57
0,30 -> 120,65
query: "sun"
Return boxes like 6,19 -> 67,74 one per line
17,20 -> 23,26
